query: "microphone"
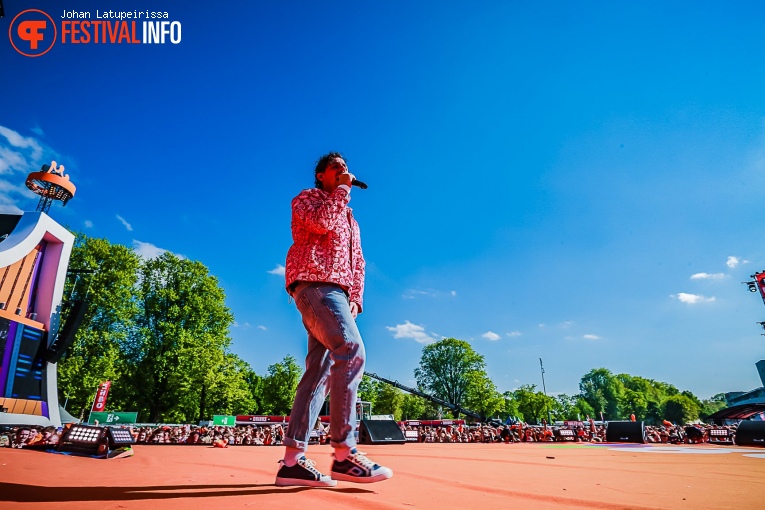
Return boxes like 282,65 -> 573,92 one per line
351,178 -> 368,189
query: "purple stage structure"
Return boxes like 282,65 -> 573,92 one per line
0,211 -> 74,426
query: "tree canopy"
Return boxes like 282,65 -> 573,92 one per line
58,234 -> 258,423
414,338 -> 486,410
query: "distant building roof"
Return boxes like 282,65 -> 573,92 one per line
706,403 -> 765,425
727,387 -> 765,407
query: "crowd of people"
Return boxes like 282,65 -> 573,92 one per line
0,424 -> 294,449
0,420 -> 740,449
405,422 -> 738,444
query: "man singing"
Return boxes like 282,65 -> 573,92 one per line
275,152 -> 393,487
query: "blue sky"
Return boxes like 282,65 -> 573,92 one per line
2,1 -> 765,401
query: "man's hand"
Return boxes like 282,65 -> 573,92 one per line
350,301 -> 360,319
337,171 -> 355,188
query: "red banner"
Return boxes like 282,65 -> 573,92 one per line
90,381 -> 111,413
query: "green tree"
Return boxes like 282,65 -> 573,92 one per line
661,394 -> 700,425
243,368 -> 265,415
127,252 -> 234,422
617,375 -> 660,422
615,374 -> 691,425
502,391 -> 521,421
700,393 -> 727,418
400,394 -> 427,420
462,370 -> 505,419
202,353 -> 257,418
54,234 -> 265,423
646,400 -> 663,425
374,384 -> 405,420
512,384 -> 555,424
261,355 -> 302,415
358,375 -> 383,409
57,234 -> 141,419
579,368 -> 623,420
414,338 -> 486,411
620,389 -> 648,421
553,394 -> 596,421
574,396 -> 596,420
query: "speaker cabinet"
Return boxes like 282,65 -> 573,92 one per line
605,421 -> 645,443
734,421 -> 765,447
358,419 -> 406,445
45,299 -> 89,364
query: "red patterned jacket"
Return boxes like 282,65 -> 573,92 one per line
285,186 -> 366,311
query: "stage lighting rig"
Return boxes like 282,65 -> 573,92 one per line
749,271 -> 765,305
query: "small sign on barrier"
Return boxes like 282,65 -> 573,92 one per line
88,411 -> 138,424
212,415 -> 237,426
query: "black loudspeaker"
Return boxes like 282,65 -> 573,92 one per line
605,421 -> 645,443
685,426 -> 704,441
358,420 -> 406,445
734,421 -> 765,447
57,425 -> 135,456
45,298 -> 89,364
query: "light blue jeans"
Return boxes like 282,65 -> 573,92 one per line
284,282 -> 366,451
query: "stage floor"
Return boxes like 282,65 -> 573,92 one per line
2,442 -> 764,509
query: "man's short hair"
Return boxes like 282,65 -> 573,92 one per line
314,151 -> 345,188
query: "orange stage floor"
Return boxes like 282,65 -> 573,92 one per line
2,442 -> 765,509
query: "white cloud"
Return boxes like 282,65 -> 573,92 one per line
386,320 -> 439,344
0,178 -> 26,214
84,220 -> 93,228
482,331 -> 501,341
559,321 -> 575,328
0,204 -> 23,214
672,293 -> 716,304
402,289 -> 434,299
690,273 -> 725,280
0,125 -> 43,162
727,256 -> 740,268
268,264 -> 286,276
582,334 -> 600,340
116,215 -> 133,231
0,125 -> 53,211
132,240 -> 166,259
257,325 -> 267,331
402,288 -> 456,299
507,331 -> 522,337
132,240 -> 185,260
31,125 -> 44,137
0,147 -> 29,175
